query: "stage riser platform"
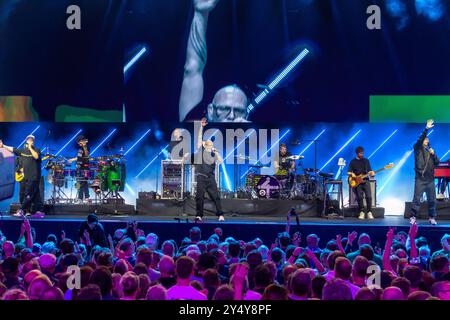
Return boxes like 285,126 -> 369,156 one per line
137,198 -> 319,217
136,199 -> 385,218
404,202 -> 450,219
0,219 -> 445,253
9,203 -> 136,216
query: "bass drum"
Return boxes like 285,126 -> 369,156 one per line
256,175 -> 281,199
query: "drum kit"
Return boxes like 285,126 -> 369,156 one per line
242,155 -> 333,200
44,153 -> 126,204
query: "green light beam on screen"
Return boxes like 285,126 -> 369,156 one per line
370,95 -> 450,123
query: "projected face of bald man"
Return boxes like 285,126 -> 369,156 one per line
207,86 -> 249,122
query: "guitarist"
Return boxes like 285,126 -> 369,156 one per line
348,146 -> 375,220
0,135 -> 45,218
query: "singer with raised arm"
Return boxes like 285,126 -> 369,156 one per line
0,135 -> 45,218
179,0 -> 249,123
410,119 -> 440,225
192,118 -> 225,222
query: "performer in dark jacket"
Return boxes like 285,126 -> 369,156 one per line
410,119 -> 440,225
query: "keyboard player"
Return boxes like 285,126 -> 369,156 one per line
436,159 -> 450,200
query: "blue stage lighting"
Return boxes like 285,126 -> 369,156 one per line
224,130 -> 256,161
386,0 -> 410,30
123,129 -> 151,156
377,129 -> 434,196
124,46 -> 148,75
298,129 -> 326,156
377,149 -> 412,196
415,0 -> 445,22
135,144 -> 169,178
247,49 -> 309,113
17,125 -> 40,148
221,163 -> 232,192
90,129 -> 117,156
55,129 -> 83,156
125,183 -> 136,196
368,129 -> 398,159
320,130 -> 362,171
441,149 -> 450,160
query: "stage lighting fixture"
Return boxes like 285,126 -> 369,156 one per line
124,46 -> 149,75
247,49 -> 309,113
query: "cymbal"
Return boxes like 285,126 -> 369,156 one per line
249,164 -> 269,168
286,155 -> 304,160
319,172 -> 334,178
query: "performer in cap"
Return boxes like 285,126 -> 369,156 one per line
0,135 -> 45,218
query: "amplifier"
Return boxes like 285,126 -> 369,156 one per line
161,160 -> 184,199
349,180 -> 377,208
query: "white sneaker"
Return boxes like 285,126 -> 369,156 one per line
410,216 -> 416,225
367,212 -> 374,220
428,218 -> 437,225
218,215 -> 225,222
436,193 -> 445,200
31,211 -> 45,218
13,209 -> 24,217
358,212 -> 365,220
195,216 -> 203,223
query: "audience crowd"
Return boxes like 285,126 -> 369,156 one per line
0,213 -> 449,301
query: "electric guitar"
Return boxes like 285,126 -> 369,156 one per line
348,163 -> 394,188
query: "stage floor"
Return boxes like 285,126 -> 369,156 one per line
2,213 -> 450,226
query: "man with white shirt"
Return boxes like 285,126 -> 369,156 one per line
167,256 -> 207,300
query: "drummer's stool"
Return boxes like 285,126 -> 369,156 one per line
323,180 -> 344,217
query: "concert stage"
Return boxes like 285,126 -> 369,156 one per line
0,215 -> 448,254
136,198 -> 385,218
404,201 -> 450,219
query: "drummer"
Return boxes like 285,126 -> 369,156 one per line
274,143 -> 295,189
274,143 -> 295,175
68,135 -> 90,202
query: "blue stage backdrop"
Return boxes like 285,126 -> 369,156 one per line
0,122 -> 448,215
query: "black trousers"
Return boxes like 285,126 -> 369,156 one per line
410,177 -> 436,218
21,180 -> 42,213
77,172 -> 90,200
355,182 -> 372,213
437,177 -> 449,194
196,175 -> 223,217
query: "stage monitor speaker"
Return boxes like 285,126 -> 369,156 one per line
349,180 -> 376,207
0,150 -> 15,201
